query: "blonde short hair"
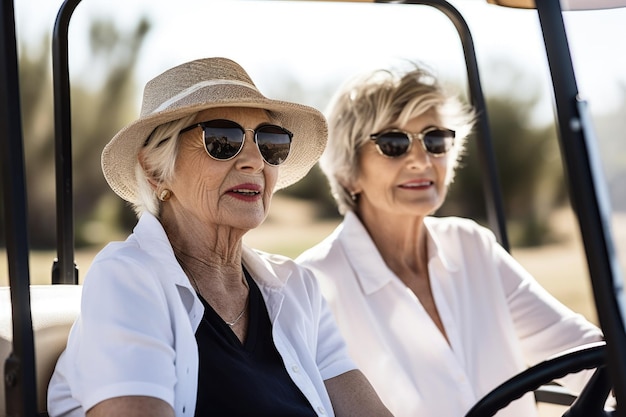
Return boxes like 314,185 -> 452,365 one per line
321,62 -> 476,215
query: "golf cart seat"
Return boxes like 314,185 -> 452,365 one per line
0,285 -> 82,416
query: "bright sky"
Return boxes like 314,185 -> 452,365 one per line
13,0 -> 626,118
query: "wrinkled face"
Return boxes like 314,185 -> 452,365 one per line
164,107 -> 279,231
353,111 -> 453,221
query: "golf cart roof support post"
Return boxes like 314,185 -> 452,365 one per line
378,0 -> 510,251
535,0 -> 626,412
0,0 -> 39,414
51,0 -> 82,285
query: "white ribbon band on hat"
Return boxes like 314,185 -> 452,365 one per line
153,79 -> 259,114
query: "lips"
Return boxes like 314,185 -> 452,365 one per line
230,188 -> 260,196
226,183 -> 262,197
399,180 -> 433,189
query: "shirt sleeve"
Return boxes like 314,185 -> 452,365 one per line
492,236 -> 603,393
301,267 -> 357,381
73,250 -> 178,411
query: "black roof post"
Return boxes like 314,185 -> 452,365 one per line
0,0 -> 38,415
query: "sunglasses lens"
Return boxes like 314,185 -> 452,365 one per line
202,120 -> 244,160
375,132 -> 411,157
423,129 -> 454,155
255,125 -> 292,166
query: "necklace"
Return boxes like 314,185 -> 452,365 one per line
174,252 -> 249,327
188,271 -> 249,327
224,297 -> 248,327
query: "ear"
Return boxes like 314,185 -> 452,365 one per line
344,178 -> 362,196
137,149 -> 159,191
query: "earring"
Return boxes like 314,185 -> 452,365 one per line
350,191 -> 358,201
158,189 -> 172,202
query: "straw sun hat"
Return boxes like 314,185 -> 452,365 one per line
101,57 -> 328,205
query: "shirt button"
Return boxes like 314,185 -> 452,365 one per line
182,406 -> 186,413
291,364 -> 300,373
186,367 -> 190,374
317,406 -> 326,414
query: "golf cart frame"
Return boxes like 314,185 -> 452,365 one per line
1,0 -> 623,415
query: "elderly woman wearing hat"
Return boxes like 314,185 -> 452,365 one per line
47,57 -> 391,417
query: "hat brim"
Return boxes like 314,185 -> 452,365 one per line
101,83 -> 327,205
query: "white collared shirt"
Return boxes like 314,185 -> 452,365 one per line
297,211 -> 603,417
48,212 -> 355,417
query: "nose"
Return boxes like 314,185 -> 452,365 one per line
234,129 -> 264,171
405,138 -> 432,168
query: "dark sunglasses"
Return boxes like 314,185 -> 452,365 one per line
180,119 -> 293,166
369,127 -> 455,158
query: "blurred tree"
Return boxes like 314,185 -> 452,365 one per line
278,164 -> 338,219
17,35 -> 56,249
71,18 -> 150,246
595,84 -> 626,211
438,94 -> 565,246
11,17 -> 150,248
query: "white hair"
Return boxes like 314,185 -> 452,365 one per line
132,114 -> 198,217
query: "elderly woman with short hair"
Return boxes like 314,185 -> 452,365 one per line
47,57 -> 391,417
297,62 -> 603,417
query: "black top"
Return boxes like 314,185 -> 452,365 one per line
194,267 -> 318,417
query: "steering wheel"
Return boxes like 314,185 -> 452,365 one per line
464,342 -> 612,417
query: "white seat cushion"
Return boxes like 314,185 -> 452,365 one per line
0,285 -> 82,416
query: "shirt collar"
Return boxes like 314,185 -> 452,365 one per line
338,212 -> 458,295
132,212 -> 192,286
338,211 -> 395,295
242,246 -> 292,290
423,216 -> 459,272
132,212 -> 201,323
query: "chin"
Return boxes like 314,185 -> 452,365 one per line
234,215 -> 266,231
